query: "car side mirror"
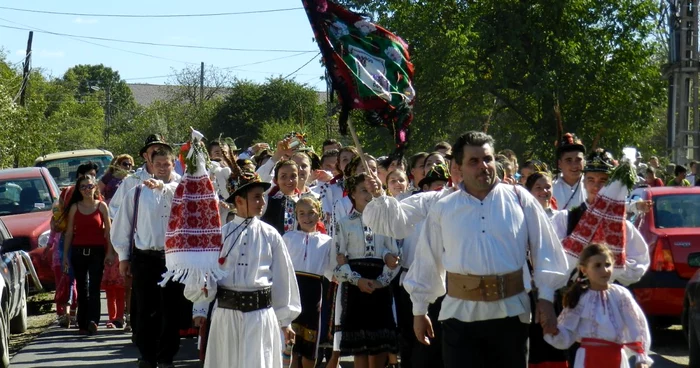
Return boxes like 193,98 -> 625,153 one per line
0,237 -> 31,254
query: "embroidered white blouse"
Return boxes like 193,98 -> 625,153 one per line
331,211 -> 400,287
191,216 -> 301,328
282,230 -> 333,280
544,284 -> 653,367
403,183 -> 569,323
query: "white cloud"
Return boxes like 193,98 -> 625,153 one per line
15,49 -> 26,56
73,17 -> 98,24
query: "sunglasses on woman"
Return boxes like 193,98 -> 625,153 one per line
80,184 -> 96,191
121,161 -> 133,168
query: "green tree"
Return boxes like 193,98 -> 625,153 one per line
210,78 -> 327,150
333,0 -> 667,162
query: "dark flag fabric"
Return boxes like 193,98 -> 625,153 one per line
302,0 -> 415,155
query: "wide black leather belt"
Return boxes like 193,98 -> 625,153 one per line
217,287 -> 272,313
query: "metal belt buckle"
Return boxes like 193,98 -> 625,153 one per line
497,275 -> 506,299
82,248 -> 91,256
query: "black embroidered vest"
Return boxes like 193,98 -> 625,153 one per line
566,203 -> 588,236
261,195 -> 286,235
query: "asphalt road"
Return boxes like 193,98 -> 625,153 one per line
8,292 -> 690,367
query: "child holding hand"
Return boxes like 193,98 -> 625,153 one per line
544,244 -> 652,368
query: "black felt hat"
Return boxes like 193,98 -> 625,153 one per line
418,163 -> 451,188
583,150 -> 614,173
225,170 -> 271,203
555,133 -> 586,158
139,134 -> 173,156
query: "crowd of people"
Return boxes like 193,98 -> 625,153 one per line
44,128 -> 700,368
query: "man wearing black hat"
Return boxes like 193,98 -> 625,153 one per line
109,134 -> 181,218
191,170 -> 300,368
111,148 -> 184,368
552,133 -> 587,210
540,150 -> 650,366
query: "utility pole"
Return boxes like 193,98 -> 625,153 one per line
200,62 -> 204,107
15,31 -> 33,167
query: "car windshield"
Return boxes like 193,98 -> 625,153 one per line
36,155 -> 112,187
654,193 -> 700,228
0,178 -> 54,216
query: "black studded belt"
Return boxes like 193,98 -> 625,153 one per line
216,287 -> 272,313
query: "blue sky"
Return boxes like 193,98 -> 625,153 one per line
0,0 -> 325,89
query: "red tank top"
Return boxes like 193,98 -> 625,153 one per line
72,204 -> 107,247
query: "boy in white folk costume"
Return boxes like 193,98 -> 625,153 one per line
191,170 -> 301,368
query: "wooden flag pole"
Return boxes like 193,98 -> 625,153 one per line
346,118 -> 372,175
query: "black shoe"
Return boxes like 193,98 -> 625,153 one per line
87,321 -> 98,334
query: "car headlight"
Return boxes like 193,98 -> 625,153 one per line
38,230 -> 51,248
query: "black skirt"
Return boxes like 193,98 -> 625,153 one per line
292,272 -> 323,360
337,258 -> 398,356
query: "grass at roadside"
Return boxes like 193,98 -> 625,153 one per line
9,292 -> 56,356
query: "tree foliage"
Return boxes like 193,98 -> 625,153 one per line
335,0 -> 667,163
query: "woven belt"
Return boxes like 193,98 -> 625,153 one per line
217,288 -> 272,313
446,270 -> 524,302
292,323 -> 318,343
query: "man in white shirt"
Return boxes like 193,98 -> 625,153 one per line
109,134 -> 181,219
111,148 -> 182,368
403,131 -> 569,368
552,133 -> 587,210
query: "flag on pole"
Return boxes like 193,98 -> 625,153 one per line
302,0 -> 415,155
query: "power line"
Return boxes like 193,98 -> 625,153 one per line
0,17 -> 197,65
0,24 -> 315,53
0,6 -> 303,18
283,53 -> 321,80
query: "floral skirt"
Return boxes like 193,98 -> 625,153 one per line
101,258 -> 124,288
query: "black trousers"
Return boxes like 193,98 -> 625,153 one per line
71,246 -> 105,330
131,249 -> 183,365
392,274 -> 444,368
442,317 -> 528,368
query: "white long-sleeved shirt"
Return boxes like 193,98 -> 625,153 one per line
283,230 -> 333,280
331,211 -> 400,287
544,284 -> 653,367
110,179 -> 179,262
552,175 -> 587,210
551,209 -> 649,286
362,189 -> 454,240
192,216 -> 301,327
403,183 -> 569,323
108,165 -> 181,219
256,156 -> 278,184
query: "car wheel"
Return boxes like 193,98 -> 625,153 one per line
9,285 -> 27,334
0,292 -> 10,368
691,314 -> 700,368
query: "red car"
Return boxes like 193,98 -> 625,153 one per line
628,186 -> 700,325
0,167 -> 59,289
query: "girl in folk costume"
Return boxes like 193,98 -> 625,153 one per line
261,160 -> 301,235
331,173 -> 400,368
282,197 -> 333,368
318,146 -> 359,231
544,243 -> 652,368
331,155 -> 379,239
190,169 -> 301,368
525,171 -> 561,219
385,169 -> 409,200
292,152 -> 322,200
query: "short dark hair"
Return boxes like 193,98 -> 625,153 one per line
322,139 -> 341,149
434,141 -> 452,151
452,131 -> 496,165
77,161 -> 99,176
690,161 -> 697,168
150,147 -> 174,162
321,149 -> 339,164
646,166 -> 655,175
675,165 -> 688,176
